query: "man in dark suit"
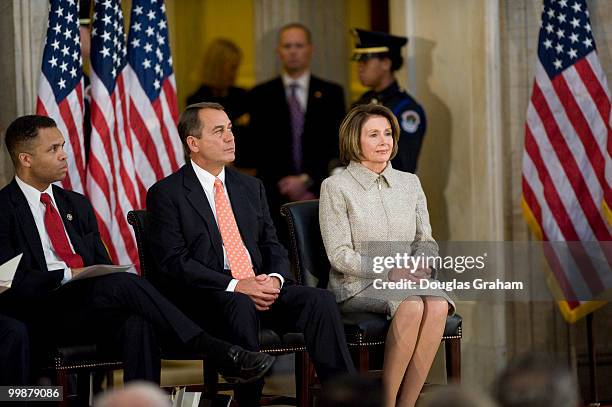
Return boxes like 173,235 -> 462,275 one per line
0,115 -> 274,385
147,102 -> 355,406
248,23 -> 346,230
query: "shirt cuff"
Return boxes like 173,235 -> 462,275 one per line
269,273 -> 284,288
61,268 -> 73,285
226,279 -> 239,292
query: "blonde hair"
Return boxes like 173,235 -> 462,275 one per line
338,104 -> 399,165
200,38 -> 242,88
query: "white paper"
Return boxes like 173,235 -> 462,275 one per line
70,264 -> 135,282
0,254 -> 23,294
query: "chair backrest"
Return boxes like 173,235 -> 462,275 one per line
280,200 -> 330,289
127,210 -> 153,278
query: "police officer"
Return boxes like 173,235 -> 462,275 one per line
352,29 -> 426,173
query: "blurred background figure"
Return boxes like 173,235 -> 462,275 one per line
187,38 -> 253,170
94,382 -> 170,407
423,385 -> 498,407
318,375 -> 382,407
352,29 -> 426,174
492,352 -> 580,407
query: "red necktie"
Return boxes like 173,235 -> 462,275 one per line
213,178 -> 255,280
40,193 -> 84,269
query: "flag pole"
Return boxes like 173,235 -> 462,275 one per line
586,312 -> 599,406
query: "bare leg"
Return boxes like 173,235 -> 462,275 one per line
381,297 -> 423,407
397,297 -> 448,407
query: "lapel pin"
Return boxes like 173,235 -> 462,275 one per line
314,90 -> 322,98
66,213 -> 73,221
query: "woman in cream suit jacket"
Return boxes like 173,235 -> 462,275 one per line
319,104 -> 454,407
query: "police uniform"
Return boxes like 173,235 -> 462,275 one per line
352,29 -> 427,174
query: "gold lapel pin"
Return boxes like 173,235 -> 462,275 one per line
314,90 -> 322,98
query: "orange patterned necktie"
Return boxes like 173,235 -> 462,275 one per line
213,178 -> 255,279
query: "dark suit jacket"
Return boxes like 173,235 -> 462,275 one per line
248,75 -> 345,214
0,179 -> 111,310
146,163 -> 293,301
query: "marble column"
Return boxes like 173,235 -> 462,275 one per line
390,0 -> 507,386
0,0 -> 47,185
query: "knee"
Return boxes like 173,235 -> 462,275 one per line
394,297 -> 424,325
1,319 -> 29,349
97,271 -> 141,289
6,320 -> 29,342
227,292 -> 257,316
423,297 -> 449,319
307,288 -> 337,309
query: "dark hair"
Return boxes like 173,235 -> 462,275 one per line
373,52 -> 403,72
278,22 -> 312,44
338,104 -> 400,165
178,102 -> 225,153
4,115 -> 57,165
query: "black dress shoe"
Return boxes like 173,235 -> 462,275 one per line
220,345 -> 275,384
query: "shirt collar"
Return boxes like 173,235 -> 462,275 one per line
375,80 -> 400,101
281,71 -> 310,91
191,160 -> 226,190
15,176 -> 55,208
346,161 -> 396,190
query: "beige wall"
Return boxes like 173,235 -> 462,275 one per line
166,0 -> 255,112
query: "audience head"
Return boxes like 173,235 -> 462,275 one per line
277,23 -> 313,77
93,382 -> 170,407
178,102 -> 235,172
338,104 -> 399,167
351,29 -> 407,89
200,38 -> 242,91
318,375 -> 382,407
4,115 -> 67,189
424,385 -> 498,407
492,352 -> 579,407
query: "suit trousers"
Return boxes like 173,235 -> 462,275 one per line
0,313 -> 30,385
187,285 -> 355,406
21,273 -> 229,383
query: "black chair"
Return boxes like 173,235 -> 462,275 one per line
281,200 -> 462,381
127,210 -> 315,406
47,345 -> 121,407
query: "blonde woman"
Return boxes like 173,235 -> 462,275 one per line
187,38 -> 245,113
187,39 -> 253,168
319,104 -> 455,407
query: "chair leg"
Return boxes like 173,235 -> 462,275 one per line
295,351 -> 314,407
357,345 -> 370,373
57,369 -> 69,407
203,360 -> 219,400
105,370 -> 114,388
444,338 -> 461,383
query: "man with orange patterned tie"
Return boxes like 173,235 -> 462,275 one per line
146,102 -> 355,406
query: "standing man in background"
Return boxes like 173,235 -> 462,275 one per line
352,29 -> 427,174
248,23 -> 345,232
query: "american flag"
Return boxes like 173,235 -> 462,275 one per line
86,0 -> 182,267
124,0 -> 183,199
37,0 -> 86,193
522,0 -> 612,323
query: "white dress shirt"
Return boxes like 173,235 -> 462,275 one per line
15,176 -> 74,284
282,71 -> 310,111
191,161 -> 285,291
